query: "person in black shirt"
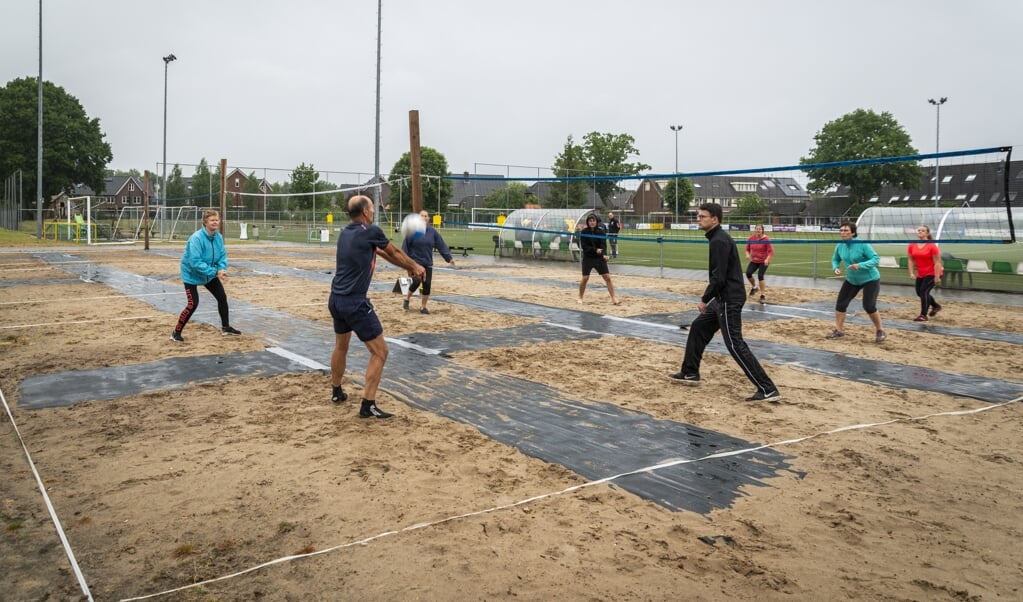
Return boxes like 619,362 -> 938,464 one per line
671,203 -> 780,402
607,212 -> 621,258
577,214 -> 621,305
328,195 -> 425,418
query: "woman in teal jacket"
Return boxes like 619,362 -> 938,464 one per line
826,221 -> 886,343
171,209 -> 241,341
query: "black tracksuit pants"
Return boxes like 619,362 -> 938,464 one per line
680,299 -> 777,395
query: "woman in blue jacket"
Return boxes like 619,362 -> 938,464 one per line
826,221 -> 886,343
171,209 -> 241,341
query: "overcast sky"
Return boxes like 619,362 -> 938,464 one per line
2,0 -> 1020,187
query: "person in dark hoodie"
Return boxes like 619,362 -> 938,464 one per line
670,203 -> 780,402
577,214 -> 621,305
401,210 -> 455,314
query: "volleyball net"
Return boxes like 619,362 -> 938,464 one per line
448,146 -> 1016,246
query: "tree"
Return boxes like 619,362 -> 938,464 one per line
733,193 -> 769,217
548,135 -> 591,208
107,168 -> 141,178
0,77 -> 113,200
483,182 -> 531,209
660,178 -> 696,215
191,158 -> 214,205
581,132 -> 651,208
800,109 -> 922,202
386,147 -> 453,215
165,164 -> 188,202
289,162 -> 318,211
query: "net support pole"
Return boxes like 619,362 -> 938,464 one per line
409,110 -> 423,214
1002,146 -> 1015,243
143,170 -> 151,250
219,158 -> 227,235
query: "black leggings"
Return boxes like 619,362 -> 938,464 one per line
175,278 -> 230,332
915,275 -> 939,316
835,279 -> 880,314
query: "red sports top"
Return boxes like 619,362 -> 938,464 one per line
907,242 -> 941,277
746,234 -> 773,264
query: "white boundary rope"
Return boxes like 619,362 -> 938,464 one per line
117,394 -> 1022,601
0,387 -> 94,601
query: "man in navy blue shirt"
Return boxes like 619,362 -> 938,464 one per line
329,195 -> 425,418
401,209 -> 455,314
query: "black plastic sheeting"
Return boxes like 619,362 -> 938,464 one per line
18,350 -> 314,410
20,254 -> 796,514
16,252 -> 1023,514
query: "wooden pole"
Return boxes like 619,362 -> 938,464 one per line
143,171 -> 151,250
219,158 -> 227,235
408,110 -> 423,214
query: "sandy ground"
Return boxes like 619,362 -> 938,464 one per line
1,243 -> 1022,601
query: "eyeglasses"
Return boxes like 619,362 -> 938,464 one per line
696,215 -> 710,220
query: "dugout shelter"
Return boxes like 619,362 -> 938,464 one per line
497,208 -> 597,260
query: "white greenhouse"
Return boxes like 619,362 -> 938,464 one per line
856,206 -> 1022,242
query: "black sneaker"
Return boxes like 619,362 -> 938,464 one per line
402,299 -> 409,311
746,390 -> 781,402
420,307 -> 430,315
669,372 -> 700,385
749,286 -> 758,296
759,295 -> 766,304
359,402 -> 393,419
170,331 -> 184,342
222,326 -> 241,336
331,386 -> 348,404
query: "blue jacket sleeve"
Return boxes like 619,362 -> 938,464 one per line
858,243 -> 880,269
214,233 -> 228,272
831,244 -> 843,271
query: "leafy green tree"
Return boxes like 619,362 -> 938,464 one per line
165,164 -> 188,203
800,109 -> 922,202
548,135 -> 590,208
0,77 -> 112,199
386,147 -> 453,215
289,163 -> 318,211
483,182 -> 530,209
660,178 -> 696,215
733,193 -> 769,217
106,168 -> 141,178
242,170 -> 263,211
191,158 -> 214,205
581,132 -> 651,208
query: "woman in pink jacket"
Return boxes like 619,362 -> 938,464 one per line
744,224 -> 774,304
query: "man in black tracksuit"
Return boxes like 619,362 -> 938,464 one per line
671,203 -> 780,402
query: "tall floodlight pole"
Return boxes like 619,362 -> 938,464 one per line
373,0 -> 383,213
162,53 -> 176,237
928,97 -> 947,208
669,124 -> 683,219
36,0 -> 43,238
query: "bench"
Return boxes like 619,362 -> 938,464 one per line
941,258 -> 971,288
450,246 -> 474,257
966,259 -> 992,274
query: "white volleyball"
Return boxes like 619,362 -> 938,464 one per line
400,213 -> 427,239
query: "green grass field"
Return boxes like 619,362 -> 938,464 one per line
7,220 -> 1020,293
421,227 -> 1023,294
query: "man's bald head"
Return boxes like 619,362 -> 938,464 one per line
347,195 -> 373,219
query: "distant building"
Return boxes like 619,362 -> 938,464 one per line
826,159 -> 1021,207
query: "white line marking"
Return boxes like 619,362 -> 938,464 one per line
265,347 -> 329,371
385,337 -> 444,355
1,388 -> 95,601
119,395 -> 1023,601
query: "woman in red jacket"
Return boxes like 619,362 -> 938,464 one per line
744,224 -> 774,304
907,224 -> 944,321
